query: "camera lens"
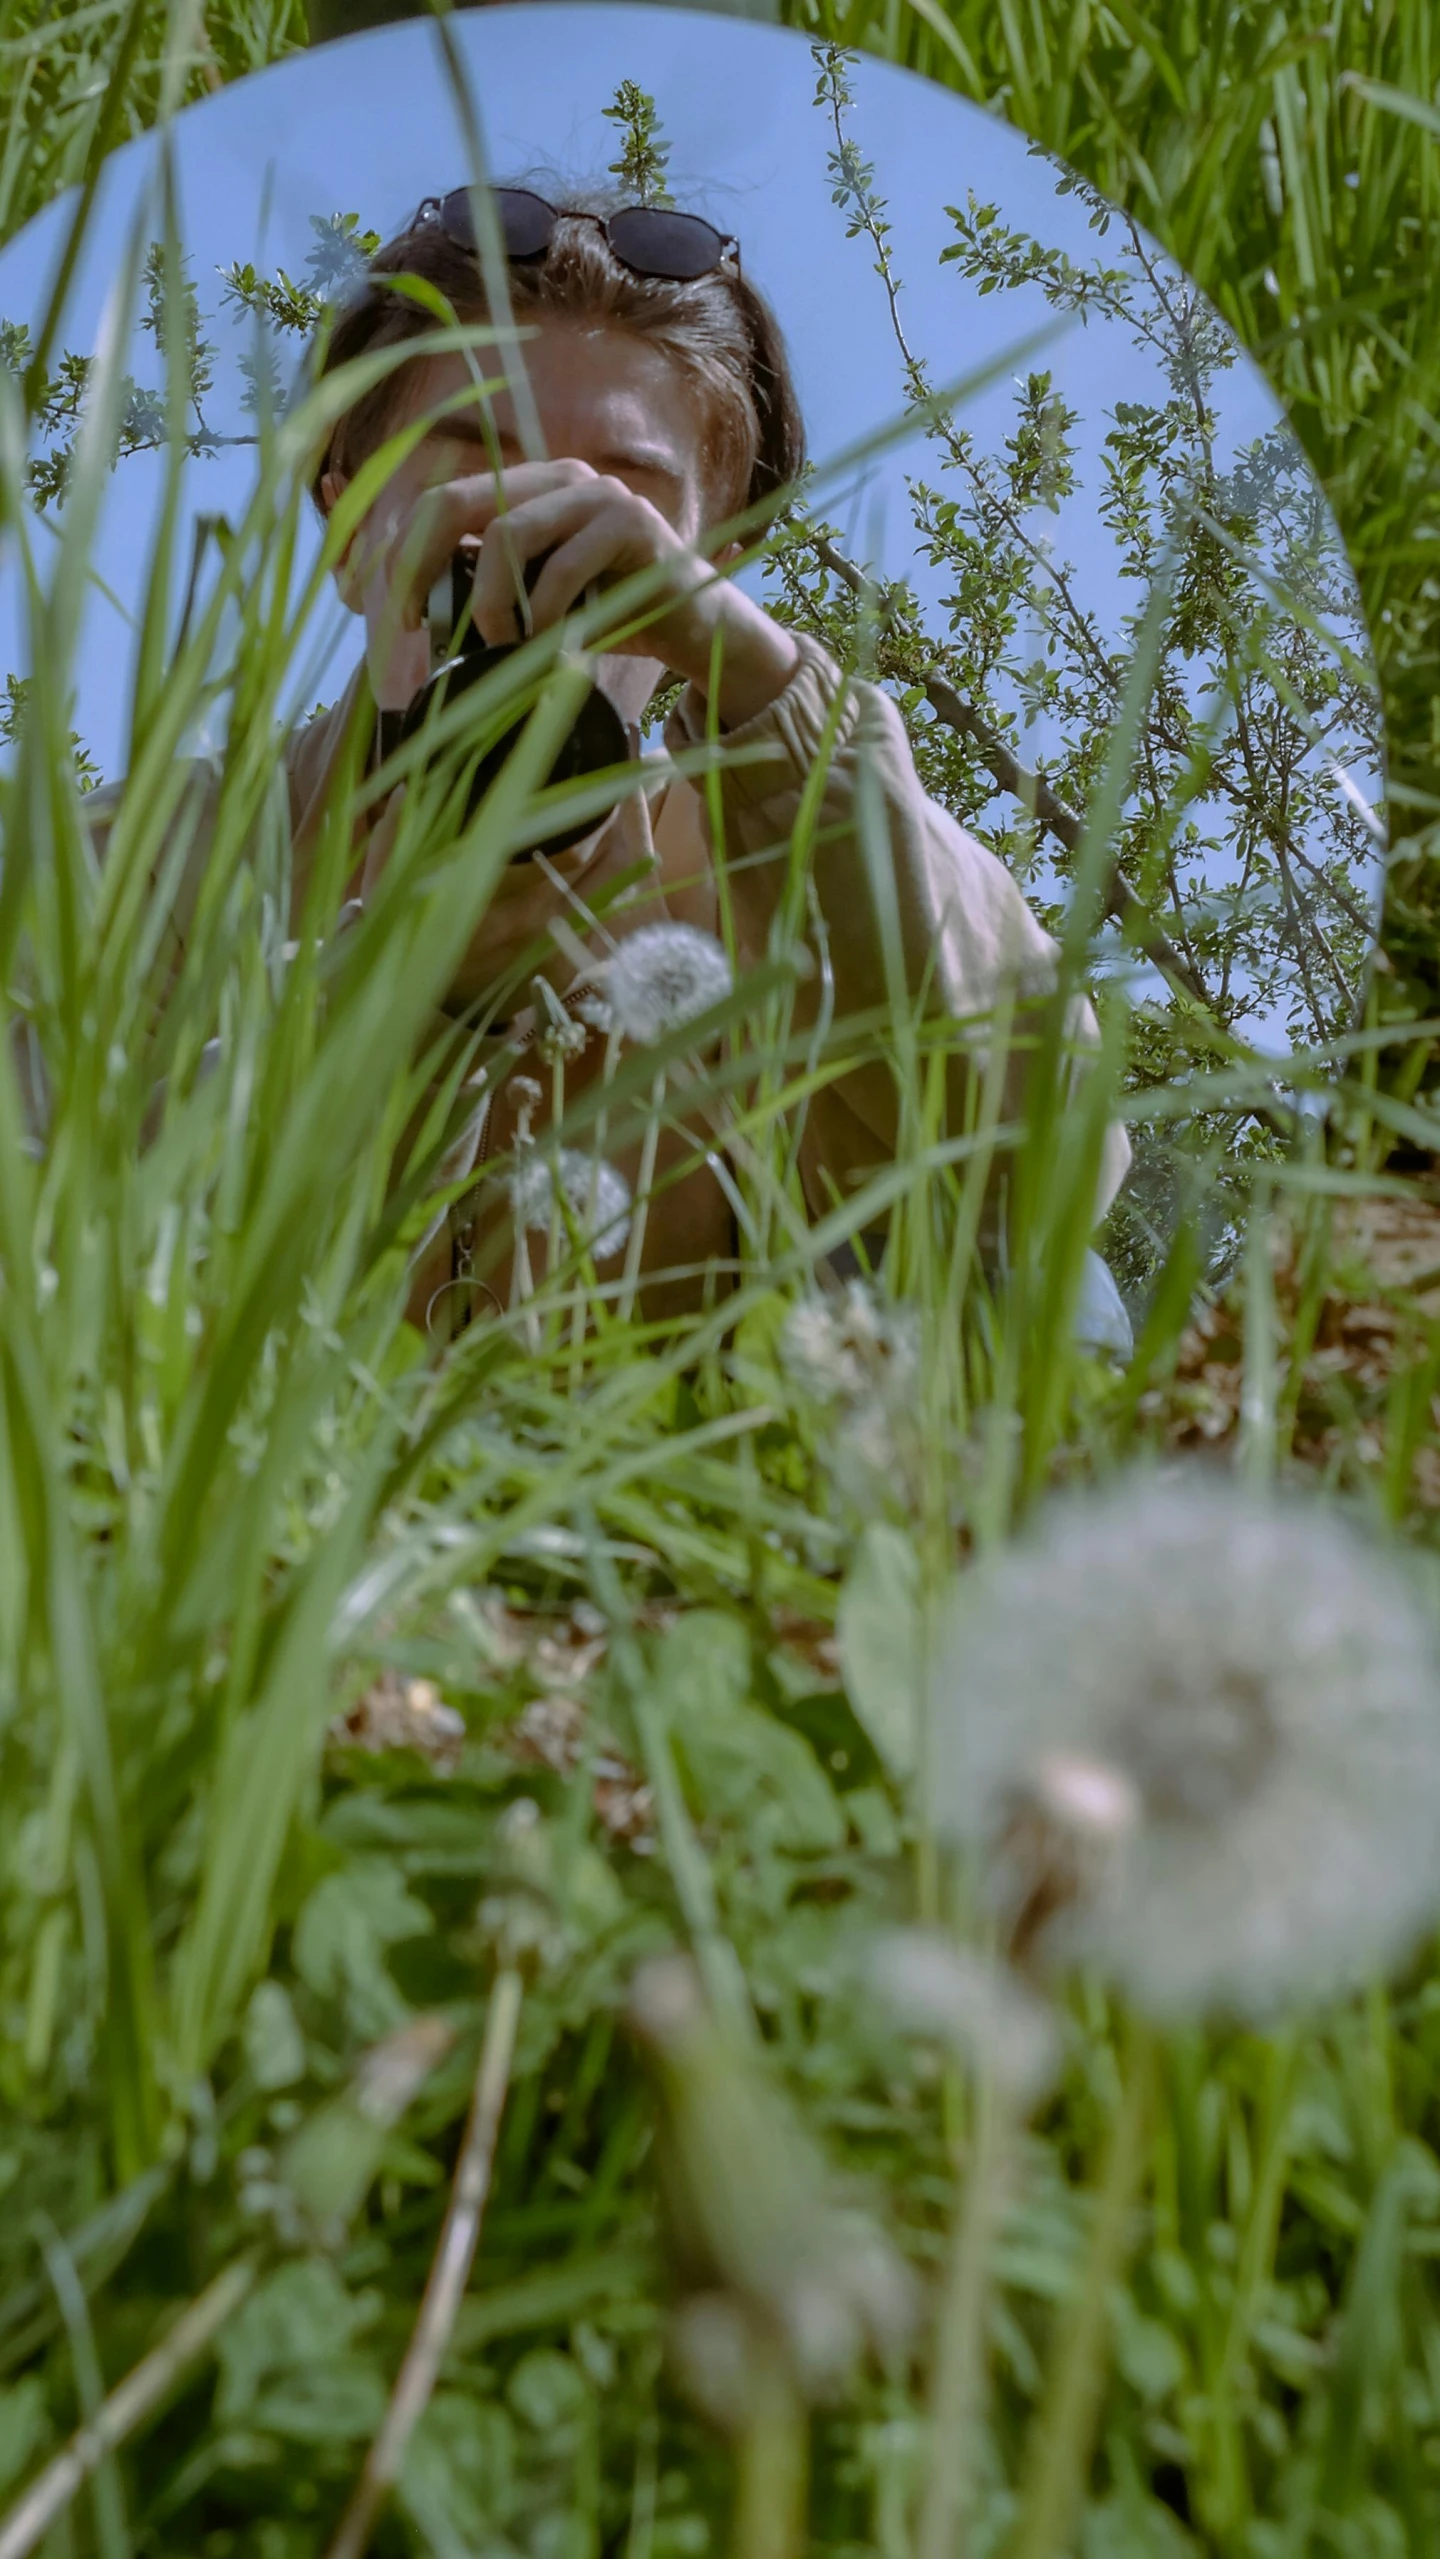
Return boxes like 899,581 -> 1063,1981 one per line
379,548 -> 632,860
392,647 -> 630,860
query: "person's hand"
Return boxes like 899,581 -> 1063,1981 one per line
346,455 -> 799,730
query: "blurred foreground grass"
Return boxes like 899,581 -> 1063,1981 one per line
5,4 -> 1440,2557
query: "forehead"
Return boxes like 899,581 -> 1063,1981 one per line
398,324 -> 704,486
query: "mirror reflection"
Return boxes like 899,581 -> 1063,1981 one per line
0,5 -> 1384,1341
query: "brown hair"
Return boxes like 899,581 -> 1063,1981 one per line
310,184 -> 807,524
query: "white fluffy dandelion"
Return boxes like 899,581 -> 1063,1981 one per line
930,1469 -> 1440,2023
782,1279 -> 920,1408
866,1931 -> 1060,2108
605,922 -> 733,1045
628,1954 -> 916,2421
781,1281 -> 922,1514
509,1074 -> 543,1148
508,1148 -> 631,1264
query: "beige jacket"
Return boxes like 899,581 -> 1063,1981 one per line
98,631 -> 1130,1332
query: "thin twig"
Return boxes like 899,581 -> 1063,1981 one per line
325,1965 -> 525,2559
0,2258 -> 258,2559
808,536 -> 1210,1007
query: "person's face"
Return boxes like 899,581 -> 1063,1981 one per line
390,317 -> 718,549
323,316 -> 739,724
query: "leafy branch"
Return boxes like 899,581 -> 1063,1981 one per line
603,80 -> 674,207
2,213 -> 380,507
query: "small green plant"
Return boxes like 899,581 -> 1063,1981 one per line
603,77 -> 676,206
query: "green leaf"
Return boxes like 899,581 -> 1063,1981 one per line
242,1980 -> 306,2091
214,2261 -> 380,2427
279,2015 -> 453,2226
1338,72 -> 1440,144
0,2376 -> 47,2496
291,1859 -> 433,2037
836,1522 -> 921,1781
250,2362 -> 386,2444
657,1610 -> 844,1854
506,2347 -> 590,2435
398,2391 -> 517,2548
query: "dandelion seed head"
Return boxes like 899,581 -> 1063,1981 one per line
508,1147 -> 631,1264
508,1154 -> 556,1231
782,1280 -> 919,1409
829,1392 -> 907,1515
575,990 -> 614,1034
668,2293 -> 757,2433
930,1470 -> 1440,2022
627,1948 -> 703,2047
538,1015 -> 587,1065
630,1954 -> 916,2414
782,1283 -> 921,1515
1032,1751 -> 1142,1843
605,922 -> 733,1045
783,1298 -> 863,1403
509,1073 -> 543,1147
784,2221 -> 916,2397
866,1931 -> 1060,2108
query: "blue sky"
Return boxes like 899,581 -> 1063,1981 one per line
0,0 -> 1383,1031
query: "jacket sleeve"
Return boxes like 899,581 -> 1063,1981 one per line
78,761 -> 223,996
664,629 -> 1130,1227
78,664 -> 373,988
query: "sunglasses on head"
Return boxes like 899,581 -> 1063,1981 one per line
416,185 -> 741,284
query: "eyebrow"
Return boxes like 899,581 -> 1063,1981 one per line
424,413 -> 688,489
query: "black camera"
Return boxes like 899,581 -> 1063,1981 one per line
378,550 -> 631,862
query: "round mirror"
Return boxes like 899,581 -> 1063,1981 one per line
0,1 -> 1385,1318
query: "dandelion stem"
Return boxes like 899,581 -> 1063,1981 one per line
914,1579 -> 942,1928
695,1092 -> 806,1250
916,2073 -> 1013,2559
1239,1170 -> 1278,1487
0,2258 -> 258,2559
325,1964 -> 525,2559
618,1066 -> 666,1323
510,1224 -> 541,1355
547,1059 -> 567,1325
1203,2030 -> 1300,2532
592,1024 -> 622,1172
730,2343 -> 808,2559
1009,2026 -> 1156,2559
624,2414 -> 660,2559
576,1025 -> 622,1373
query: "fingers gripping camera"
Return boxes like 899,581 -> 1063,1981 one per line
377,548 -> 631,861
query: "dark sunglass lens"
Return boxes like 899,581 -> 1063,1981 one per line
493,187 -> 557,260
607,207 -> 726,280
435,188 -> 556,260
435,188 -> 477,251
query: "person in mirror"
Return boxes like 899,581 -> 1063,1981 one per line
104,183 -> 1133,1335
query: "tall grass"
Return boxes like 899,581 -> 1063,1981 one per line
2,5 -> 1440,2557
